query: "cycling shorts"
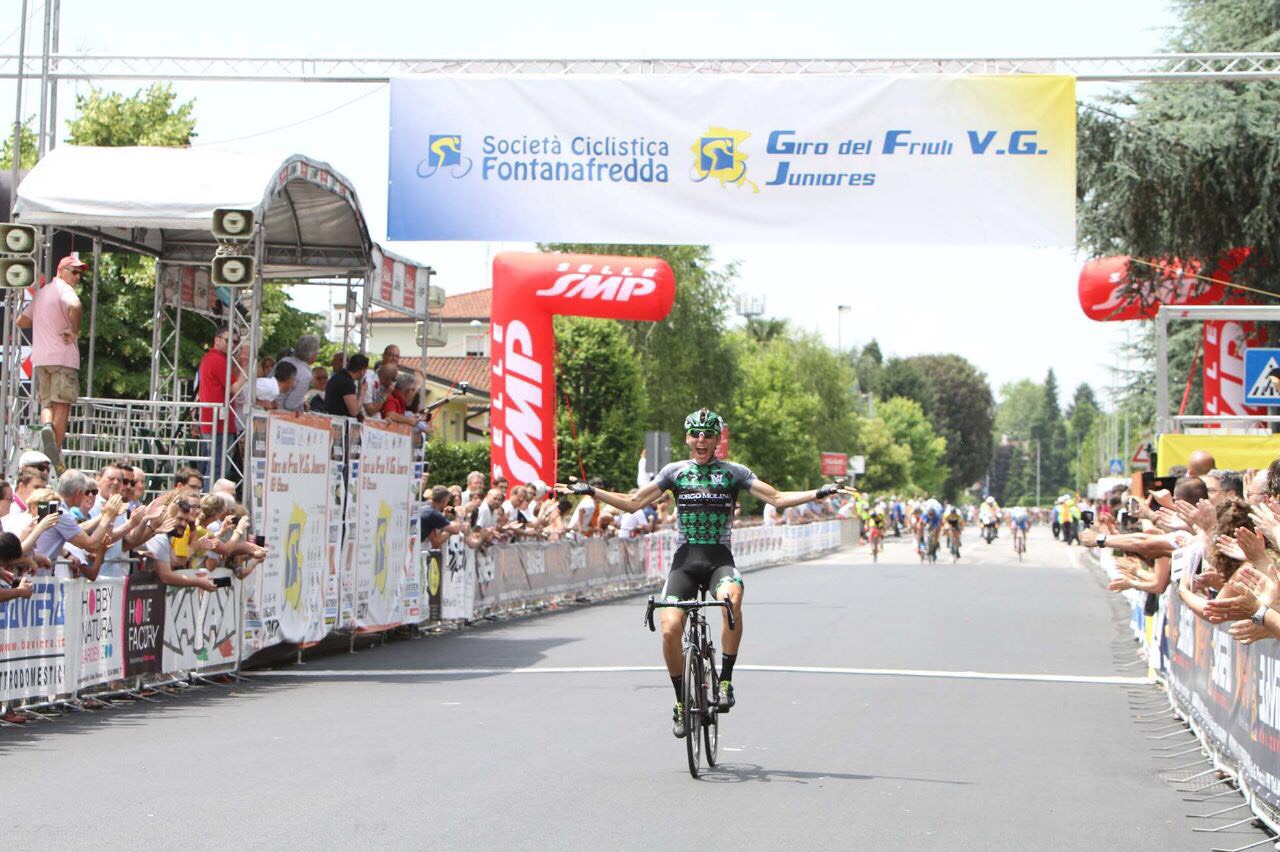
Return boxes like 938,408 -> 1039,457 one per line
662,544 -> 742,601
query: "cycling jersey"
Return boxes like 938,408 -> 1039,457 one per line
944,512 -> 962,527
654,459 -> 757,547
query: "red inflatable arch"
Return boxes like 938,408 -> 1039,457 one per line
490,252 -> 676,488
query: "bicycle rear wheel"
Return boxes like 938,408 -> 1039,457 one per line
684,649 -> 703,778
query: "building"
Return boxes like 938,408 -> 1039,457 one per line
362,287 -> 493,443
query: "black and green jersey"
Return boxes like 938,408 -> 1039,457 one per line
654,459 -> 757,546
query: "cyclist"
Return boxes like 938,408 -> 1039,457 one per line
919,498 -> 942,560
979,496 -> 1001,542
1009,505 -> 1030,554
561,408 -> 845,738
866,502 -> 886,557
943,504 -> 963,555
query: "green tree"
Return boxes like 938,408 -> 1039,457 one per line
425,438 -> 491,488
878,396 -> 948,494
728,334 -> 821,491
0,117 -> 37,170
788,332 -> 861,458
1077,1 -> 1280,297
66,84 -> 198,147
994,379 -> 1044,441
1066,383 -> 1102,489
855,416 -> 912,494
903,354 -> 995,499
1030,369 -> 1070,495
878,356 -> 930,410
850,339 -> 885,397
553,316 -> 648,489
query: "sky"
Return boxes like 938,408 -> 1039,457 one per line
0,0 -> 1182,404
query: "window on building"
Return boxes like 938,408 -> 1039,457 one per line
464,333 -> 488,357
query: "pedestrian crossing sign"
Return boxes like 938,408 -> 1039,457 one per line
1244,348 -> 1280,406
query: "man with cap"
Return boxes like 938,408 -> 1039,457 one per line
17,255 -> 87,465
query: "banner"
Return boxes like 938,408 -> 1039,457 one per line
0,579 -> 74,701
76,579 -> 125,690
441,534 -> 474,621
388,75 -> 1076,247
123,575 -> 166,677
260,413 -> 331,645
161,571 -> 240,673
354,421 -> 413,630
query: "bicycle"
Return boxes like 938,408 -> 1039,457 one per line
947,527 -> 961,561
645,594 -> 735,779
869,525 -> 882,562
1013,525 -> 1027,561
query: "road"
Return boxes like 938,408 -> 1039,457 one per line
3,526 -> 1268,850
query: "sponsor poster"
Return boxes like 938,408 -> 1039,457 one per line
325,421 -> 346,635
441,535 -> 474,621
0,578 -> 74,701
76,579 -> 125,689
259,413 -> 331,645
354,421 -> 412,630
161,570 -> 240,672
389,75 -> 1076,247
122,575 -> 166,677
425,549 -> 443,623
340,420 -> 362,628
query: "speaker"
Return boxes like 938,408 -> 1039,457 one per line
211,208 -> 255,242
0,257 -> 37,288
0,223 -> 37,255
212,254 -> 255,286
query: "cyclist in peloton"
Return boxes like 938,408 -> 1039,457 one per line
561,408 -> 844,738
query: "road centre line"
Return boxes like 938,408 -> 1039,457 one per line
244,664 -> 1151,686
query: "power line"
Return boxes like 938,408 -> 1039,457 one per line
0,1 -> 43,52
195,82 -> 387,146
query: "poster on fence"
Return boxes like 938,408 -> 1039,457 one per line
325,420 -> 346,635
123,575 -> 166,676
354,421 -> 412,630
76,579 -> 125,689
162,571 -> 240,672
340,420 -> 362,629
0,578 -> 74,701
442,534 -> 474,620
425,549 -> 442,623
259,413 -> 331,645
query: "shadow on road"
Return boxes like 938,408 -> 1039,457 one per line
696,762 -> 972,786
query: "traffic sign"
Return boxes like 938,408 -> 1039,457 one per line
851,455 -> 866,475
1243,347 -> 1280,406
1109,458 -> 1124,475
820,452 -> 848,476
1131,441 -> 1151,468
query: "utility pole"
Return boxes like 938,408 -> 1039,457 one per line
1036,439 -> 1041,507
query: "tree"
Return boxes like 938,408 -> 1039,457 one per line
553,316 -> 648,489
1077,1 -> 1280,297
0,117 -> 37,170
787,332 -> 861,458
539,243 -> 739,448
850,339 -> 885,397
1066,383 -> 1103,491
66,84 -> 198,147
1031,369 -> 1070,495
994,379 -> 1044,441
855,416 -> 912,494
878,356 -> 930,411
902,354 -> 995,499
878,396 -> 948,494
728,334 -> 821,491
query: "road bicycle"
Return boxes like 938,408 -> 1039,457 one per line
645,594 -> 735,779
869,525 -> 883,562
917,528 -> 939,564
1013,525 -> 1027,561
947,527 -> 961,562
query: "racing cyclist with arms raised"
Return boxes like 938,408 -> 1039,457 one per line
561,409 -> 846,738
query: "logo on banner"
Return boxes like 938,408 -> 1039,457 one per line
691,127 -> 759,193
427,552 -> 441,597
374,500 -> 392,593
417,134 -> 473,179
283,503 -> 307,612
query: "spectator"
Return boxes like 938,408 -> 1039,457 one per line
278,335 -> 321,412
257,360 -> 298,411
195,326 -> 237,485
17,255 -> 87,466
176,466 -> 204,495
1206,469 -> 1243,504
212,478 -> 237,501
364,345 -> 401,418
325,353 -> 369,419
419,485 -> 463,548
382,371 -> 427,428
141,498 -> 217,591
0,533 -> 35,601
1188,450 -> 1216,477
465,471 -> 486,500
0,480 -> 10,517
304,366 -> 328,411
90,463 -> 124,516
330,351 -> 346,374
15,449 -> 52,478
566,480 -> 602,537
118,463 -> 143,511
370,363 -> 402,421
475,488 -> 505,532
5,466 -> 48,521
33,471 -> 122,576
500,488 -> 534,525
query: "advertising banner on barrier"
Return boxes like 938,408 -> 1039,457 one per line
354,421 -> 413,630
388,76 -> 1076,247
76,579 -> 125,690
123,575 -> 166,677
260,413 -> 331,645
0,578 -> 74,702
442,535 -> 474,621
162,572 -> 240,673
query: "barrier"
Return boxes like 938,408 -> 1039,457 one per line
1101,549 -> 1280,834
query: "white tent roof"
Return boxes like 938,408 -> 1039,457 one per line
13,145 -> 419,280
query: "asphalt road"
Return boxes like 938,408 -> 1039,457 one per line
4,526 -> 1269,850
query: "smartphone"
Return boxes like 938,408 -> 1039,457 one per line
254,534 -> 265,547
211,576 -> 233,589
1127,496 -> 1140,515
1142,471 -> 1179,495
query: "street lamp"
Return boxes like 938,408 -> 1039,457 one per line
836,304 -> 851,351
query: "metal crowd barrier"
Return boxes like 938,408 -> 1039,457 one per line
1,519 -> 853,721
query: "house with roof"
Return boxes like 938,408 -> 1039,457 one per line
350,288 -> 493,443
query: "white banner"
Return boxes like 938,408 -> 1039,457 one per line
354,422 -> 413,630
161,571 -> 240,673
0,578 -> 75,701
260,413 -> 331,645
441,534 -> 474,621
76,579 -> 125,690
388,75 -> 1076,246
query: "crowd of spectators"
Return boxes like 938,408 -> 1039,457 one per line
1080,448 -> 1280,647
0,455 -> 266,601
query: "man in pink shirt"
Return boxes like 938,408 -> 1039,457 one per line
17,255 -> 86,466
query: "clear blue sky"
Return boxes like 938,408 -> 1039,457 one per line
0,0 -> 1182,404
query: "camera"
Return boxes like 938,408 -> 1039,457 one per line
254,534 -> 265,547
37,500 -> 60,519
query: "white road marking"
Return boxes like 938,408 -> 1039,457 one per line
244,664 -> 1151,686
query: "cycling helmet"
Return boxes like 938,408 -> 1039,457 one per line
684,408 -> 725,434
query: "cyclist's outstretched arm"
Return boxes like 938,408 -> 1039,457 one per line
749,479 -> 845,510
564,480 -> 664,514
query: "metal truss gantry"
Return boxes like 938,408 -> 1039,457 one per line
1,52 -> 1280,83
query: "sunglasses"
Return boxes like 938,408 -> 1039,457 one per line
84,488 -> 98,496
687,430 -> 719,439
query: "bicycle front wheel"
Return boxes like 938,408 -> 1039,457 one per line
703,652 -> 720,767
684,649 -> 703,778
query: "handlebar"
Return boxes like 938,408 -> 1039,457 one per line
644,595 -> 736,632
